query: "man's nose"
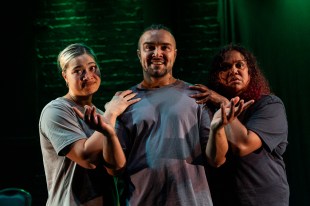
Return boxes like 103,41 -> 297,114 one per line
152,48 -> 163,57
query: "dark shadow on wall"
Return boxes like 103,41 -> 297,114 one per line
1,1 -> 46,206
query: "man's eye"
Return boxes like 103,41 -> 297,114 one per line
145,45 -> 154,51
162,46 -> 172,51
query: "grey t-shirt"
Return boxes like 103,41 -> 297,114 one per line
207,95 -> 289,206
39,97 -> 118,206
116,80 -> 213,206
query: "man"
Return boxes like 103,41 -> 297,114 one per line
75,25 -> 254,206
115,24 -> 214,206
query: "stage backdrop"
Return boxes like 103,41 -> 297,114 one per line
219,0 -> 310,205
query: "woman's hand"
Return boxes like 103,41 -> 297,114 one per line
211,97 -> 254,130
104,90 -> 141,117
73,106 -> 115,137
74,90 -> 141,129
189,84 -> 229,107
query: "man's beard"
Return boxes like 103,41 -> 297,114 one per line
147,66 -> 169,78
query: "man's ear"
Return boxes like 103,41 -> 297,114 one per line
174,49 -> 177,60
137,49 -> 141,60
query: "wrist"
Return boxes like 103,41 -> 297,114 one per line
103,111 -> 117,127
104,111 -> 117,120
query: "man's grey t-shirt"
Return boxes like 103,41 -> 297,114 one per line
116,80 -> 213,206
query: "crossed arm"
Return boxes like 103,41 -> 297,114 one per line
206,97 -> 256,167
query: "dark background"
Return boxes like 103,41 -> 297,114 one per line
1,0 -> 309,205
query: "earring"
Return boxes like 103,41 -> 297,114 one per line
66,82 -> 68,87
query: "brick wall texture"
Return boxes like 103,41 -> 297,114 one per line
35,0 -> 220,108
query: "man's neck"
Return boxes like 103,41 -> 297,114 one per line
140,76 -> 177,88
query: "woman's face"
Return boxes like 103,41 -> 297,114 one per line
62,53 -> 101,97
218,50 -> 250,95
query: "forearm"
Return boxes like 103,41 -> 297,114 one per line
206,127 -> 228,167
103,112 -> 117,127
225,120 -> 262,156
102,133 -> 126,175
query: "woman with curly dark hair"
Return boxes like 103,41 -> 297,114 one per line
190,44 -> 290,206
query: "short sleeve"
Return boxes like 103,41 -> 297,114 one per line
39,99 -> 87,155
245,95 -> 288,153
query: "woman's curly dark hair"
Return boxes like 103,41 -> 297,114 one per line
207,44 -> 271,102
